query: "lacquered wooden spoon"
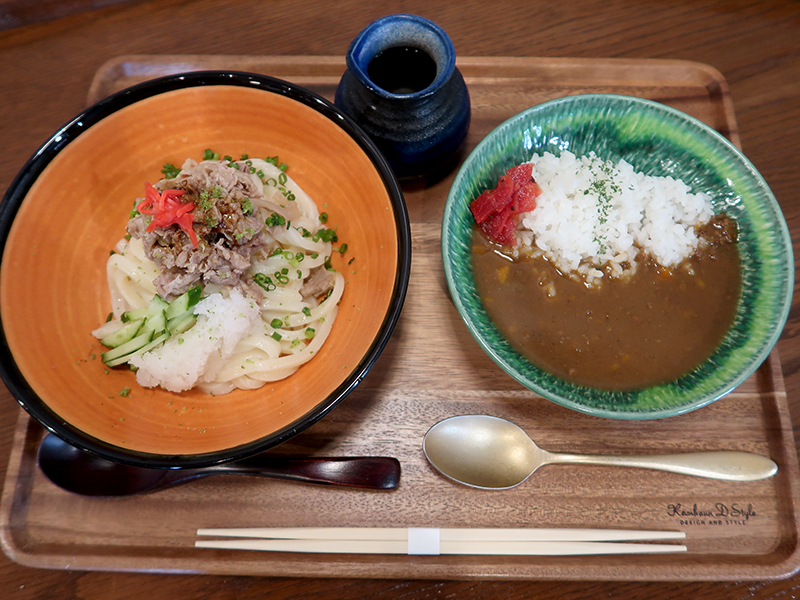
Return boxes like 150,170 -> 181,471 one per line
423,415 -> 778,490
38,433 -> 400,496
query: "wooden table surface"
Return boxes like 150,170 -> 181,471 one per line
0,0 -> 798,598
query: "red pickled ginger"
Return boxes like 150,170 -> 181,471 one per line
469,163 -> 540,246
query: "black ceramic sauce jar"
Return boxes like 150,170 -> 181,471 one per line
335,14 -> 471,180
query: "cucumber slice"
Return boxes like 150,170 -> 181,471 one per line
167,312 -> 197,334
101,329 -> 155,363
141,310 -> 167,336
121,308 -> 146,323
93,318 -> 125,339
165,285 -> 202,320
101,288 -> 203,366
103,331 -> 171,367
100,319 -> 144,348
122,295 -> 169,323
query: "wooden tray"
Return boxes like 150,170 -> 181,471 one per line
1,55 -> 798,581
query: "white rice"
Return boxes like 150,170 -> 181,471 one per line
516,151 -> 714,284
130,288 -> 261,393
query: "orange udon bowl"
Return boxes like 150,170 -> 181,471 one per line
0,72 -> 410,467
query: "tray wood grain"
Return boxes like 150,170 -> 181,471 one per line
0,55 -> 797,581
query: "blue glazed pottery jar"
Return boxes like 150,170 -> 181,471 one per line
335,14 -> 471,179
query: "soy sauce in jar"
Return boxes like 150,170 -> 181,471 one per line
367,46 -> 438,94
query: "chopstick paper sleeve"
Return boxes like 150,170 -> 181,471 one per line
407,527 -> 440,555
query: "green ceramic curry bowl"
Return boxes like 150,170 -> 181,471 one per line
442,94 -> 793,419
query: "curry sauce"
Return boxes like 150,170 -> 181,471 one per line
471,216 -> 741,391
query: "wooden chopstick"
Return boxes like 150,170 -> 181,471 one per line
196,526 -> 686,542
194,538 -> 687,555
195,527 -> 687,555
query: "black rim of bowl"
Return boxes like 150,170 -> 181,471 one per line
0,70 -> 411,469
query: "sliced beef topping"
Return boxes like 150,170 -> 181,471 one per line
301,266 -> 337,301
128,159 -> 267,299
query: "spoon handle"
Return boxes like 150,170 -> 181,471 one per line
216,456 -> 401,489
546,451 -> 778,481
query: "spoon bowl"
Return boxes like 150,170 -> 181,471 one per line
38,433 -> 401,496
423,415 -> 778,490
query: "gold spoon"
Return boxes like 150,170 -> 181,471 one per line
422,415 -> 778,490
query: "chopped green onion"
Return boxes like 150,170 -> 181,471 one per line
161,163 -> 181,179
302,307 -> 311,317
271,332 -> 282,341
313,228 -> 338,243
319,212 -> 328,223
253,273 -> 276,291
305,328 -> 316,340
270,318 -> 283,329
265,213 -> 286,227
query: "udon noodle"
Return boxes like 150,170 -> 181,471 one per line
95,154 -> 345,395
